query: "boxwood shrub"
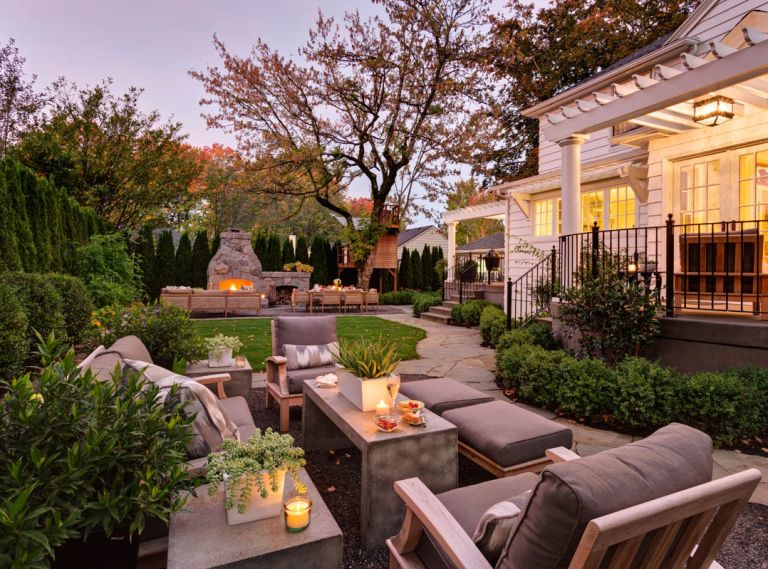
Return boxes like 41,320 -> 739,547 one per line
47,273 -> 95,344
495,341 -> 768,445
0,282 -> 30,379
379,289 -> 416,305
450,300 -> 494,326
479,305 -> 506,346
412,292 -> 442,317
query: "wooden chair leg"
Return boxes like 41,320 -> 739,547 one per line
279,400 -> 290,433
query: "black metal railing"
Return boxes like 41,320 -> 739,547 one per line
453,251 -> 505,285
505,247 -> 557,328
442,259 -> 487,304
558,216 -> 768,318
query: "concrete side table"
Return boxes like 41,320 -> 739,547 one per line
168,468 -> 343,569
186,358 -> 253,399
302,375 -> 458,550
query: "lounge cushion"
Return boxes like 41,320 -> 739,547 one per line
123,359 -> 176,382
415,473 -> 539,569
399,378 -> 494,415
499,423 -> 713,569
273,315 -> 337,357
442,400 -> 572,467
472,490 -> 531,564
108,335 -> 153,363
286,365 -> 339,394
77,345 -> 105,370
87,351 -> 124,381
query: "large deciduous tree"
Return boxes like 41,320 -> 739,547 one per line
17,80 -> 201,227
0,39 -> 45,158
191,0 -> 494,288
485,0 -> 698,181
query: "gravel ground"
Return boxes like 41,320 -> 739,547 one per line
248,379 -> 767,569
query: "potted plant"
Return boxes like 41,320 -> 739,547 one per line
335,337 -> 400,411
204,333 -> 243,368
205,429 -> 306,526
0,335 -> 196,569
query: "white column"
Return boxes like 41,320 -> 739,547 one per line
559,134 -> 589,235
447,222 -> 457,282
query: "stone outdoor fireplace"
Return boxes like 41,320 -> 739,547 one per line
207,229 -> 310,301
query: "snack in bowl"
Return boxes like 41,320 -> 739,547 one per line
397,400 -> 425,414
401,411 -> 425,426
374,415 -> 399,432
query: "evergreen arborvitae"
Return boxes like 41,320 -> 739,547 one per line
309,236 -> 327,286
0,164 -> 22,271
155,230 -> 176,288
410,249 -> 423,290
210,233 -> 221,261
265,234 -> 281,271
191,230 -> 210,288
432,245 -> 445,290
252,232 -> 267,264
326,241 -> 338,280
281,237 -> 295,267
381,269 -> 394,292
136,225 -> 157,299
295,236 -> 309,264
175,233 -> 194,286
399,248 -> 411,290
43,180 -> 64,272
421,244 -> 433,291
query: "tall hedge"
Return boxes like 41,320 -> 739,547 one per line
432,246 -> 444,290
264,234 -> 282,271
281,238 -> 295,266
309,236 -> 328,286
421,244 -> 433,291
295,236 -> 309,264
136,225 -> 157,299
410,249 -> 423,290
155,230 -> 176,289
399,248 -> 411,290
0,158 -> 104,275
191,230 -> 210,288
175,233 -> 193,286
0,281 -> 29,379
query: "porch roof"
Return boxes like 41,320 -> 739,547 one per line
541,28 -> 768,143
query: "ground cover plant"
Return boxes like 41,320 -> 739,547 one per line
190,316 -> 425,372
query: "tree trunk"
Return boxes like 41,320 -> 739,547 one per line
357,254 -> 376,290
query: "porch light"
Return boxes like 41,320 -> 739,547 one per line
693,96 -> 734,126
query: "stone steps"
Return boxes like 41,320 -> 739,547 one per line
420,311 -> 451,324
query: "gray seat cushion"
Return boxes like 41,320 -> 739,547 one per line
87,351 -> 124,381
500,423 -> 713,569
273,315 -> 337,356
286,365 -> 339,394
217,396 -> 255,431
108,335 -> 153,363
415,473 -> 539,569
399,378 -> 494,415
442,400 -> 572,468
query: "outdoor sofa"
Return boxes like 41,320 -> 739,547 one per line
160,287 -> 263,317
387,423 -> 762,569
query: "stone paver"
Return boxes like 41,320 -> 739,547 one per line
378,312 -> 768,505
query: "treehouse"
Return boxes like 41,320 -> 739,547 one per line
337,204 -> 401,288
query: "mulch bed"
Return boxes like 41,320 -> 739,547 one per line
247,377 -> 767,569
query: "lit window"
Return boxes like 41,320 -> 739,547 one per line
557,199 -> 562,235
581,191 -> 604,231
738,150 -> 768,224
609,186 -> 636,229
533,199 -> 554,237
678,160 -> 720,225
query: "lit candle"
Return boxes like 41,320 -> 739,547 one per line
235,356 -> 246,368
284,496 -> 311,532
628,262 -> 637,273
375,400 -> 389,417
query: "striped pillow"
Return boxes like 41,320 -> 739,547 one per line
283,342 -> 338,371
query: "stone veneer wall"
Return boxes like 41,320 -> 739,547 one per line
260,272 -> 310,302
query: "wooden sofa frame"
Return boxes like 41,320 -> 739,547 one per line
386,447 -> 762,569
264,319 -> 303,433
458,441 -> 554,478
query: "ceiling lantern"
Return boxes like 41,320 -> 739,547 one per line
693,95 -> 734,126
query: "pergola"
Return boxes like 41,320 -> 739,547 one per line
442,201 -> 505,277
524,25 -> 768,235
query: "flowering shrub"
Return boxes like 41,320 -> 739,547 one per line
85,301 -> 203,368
282,261 -> 314,273
204,334 -> 243,352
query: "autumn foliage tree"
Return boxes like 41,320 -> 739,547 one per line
191,0 -> 495,288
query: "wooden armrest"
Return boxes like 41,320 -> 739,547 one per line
193,373 -> 231,399
545,447 -> 581,463
266,355 -> 287,365
265,356 -> 289,396
391,478 -> 492,569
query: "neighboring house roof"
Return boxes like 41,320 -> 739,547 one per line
397,225 -> 440,247
457,233 -> 505,252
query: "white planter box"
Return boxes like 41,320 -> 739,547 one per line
208,348 -> 234,368
224,469 -> 286,526
337,372 -> 390,412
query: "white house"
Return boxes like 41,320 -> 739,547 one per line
397,225 -> 447,259
448,0 -> 768,323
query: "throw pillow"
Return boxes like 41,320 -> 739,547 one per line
283,342 -> 338,371
122,359 -> 177,383
472,490 -> 531,565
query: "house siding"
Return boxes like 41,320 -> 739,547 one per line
539,126 -> 629,174
684,0 -> 768,45
397,228 -> 447,260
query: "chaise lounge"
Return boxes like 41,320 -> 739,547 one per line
387,423 -> 762,569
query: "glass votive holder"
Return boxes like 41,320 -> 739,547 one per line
235,355 -> 246,368
284,496 -> 312,532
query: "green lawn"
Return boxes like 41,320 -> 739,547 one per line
191,316 -> 426,371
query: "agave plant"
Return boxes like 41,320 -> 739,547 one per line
335,337 -> 400,379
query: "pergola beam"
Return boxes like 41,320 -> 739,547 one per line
543,39 -> 768,141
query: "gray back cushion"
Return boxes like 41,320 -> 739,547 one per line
499,423 -> 713,569
272,316 -> 337,356
108,335 -> 153,363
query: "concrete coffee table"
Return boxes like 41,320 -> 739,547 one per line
186,357 -> 252,399
167,468 -> 342,569
302,377 -> 458,550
